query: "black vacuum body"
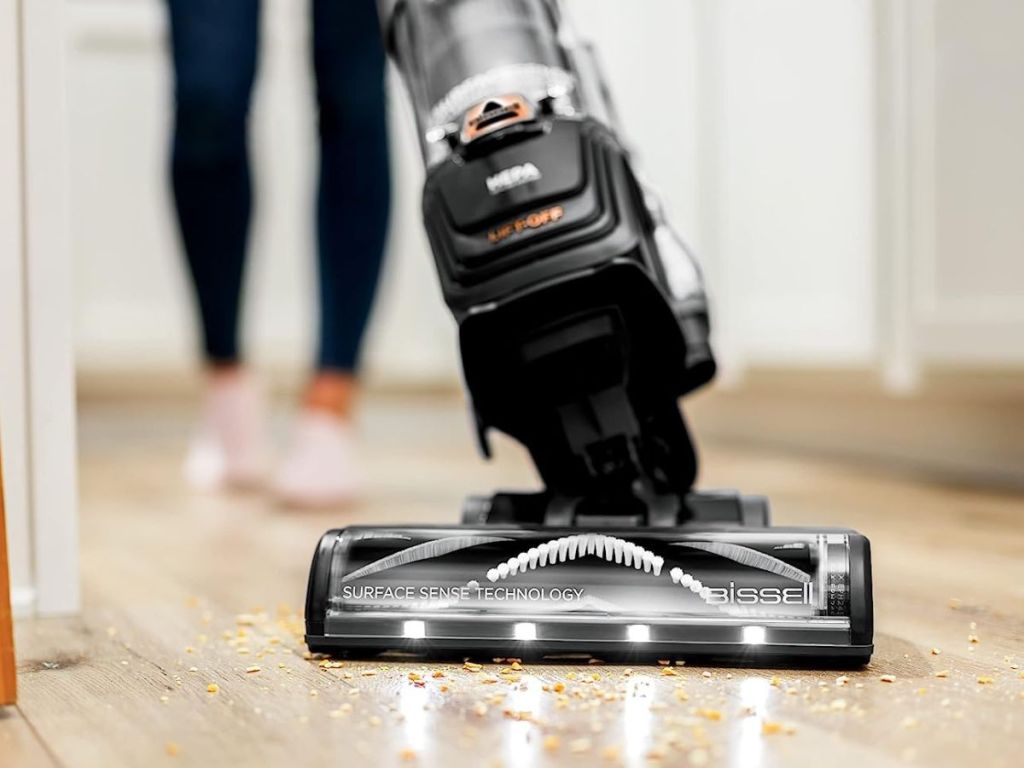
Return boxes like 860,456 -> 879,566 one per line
305,0 -> 873,663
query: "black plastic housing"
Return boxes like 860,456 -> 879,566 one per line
421,117 -> 713,504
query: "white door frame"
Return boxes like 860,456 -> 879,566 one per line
0,0 -> 79,617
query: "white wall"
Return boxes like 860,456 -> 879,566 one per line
919,0 -> 1024,363
0,0 -> 34,613
2,0 -> 79,616
701,0 -> 876,368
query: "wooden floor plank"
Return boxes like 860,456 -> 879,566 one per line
0,706 -> 58,767
14,395 -> 1024,767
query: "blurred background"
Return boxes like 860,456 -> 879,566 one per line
68,0 -> 1023,469
3,0 -> 1023,617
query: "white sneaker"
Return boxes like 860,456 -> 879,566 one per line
273,410 -> 361,507
183,372 -> 271,491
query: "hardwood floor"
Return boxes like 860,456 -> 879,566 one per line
8,393 -> 1024,767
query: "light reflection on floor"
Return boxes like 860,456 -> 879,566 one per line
503,675 -> 543,764
398,682 -> 430,752
623,677 -> 655,766
734,676 -> 771,768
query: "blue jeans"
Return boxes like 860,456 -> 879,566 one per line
167,0 -> 390,371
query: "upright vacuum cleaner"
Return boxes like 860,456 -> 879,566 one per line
305,0 -> 873,662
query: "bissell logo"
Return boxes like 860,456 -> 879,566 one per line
486,162 -> 542,195
704,581 -> 815,606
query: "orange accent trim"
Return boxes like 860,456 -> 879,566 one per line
461,94 -> 535,143
0,439 -> 17,705
487,205 -> 565,245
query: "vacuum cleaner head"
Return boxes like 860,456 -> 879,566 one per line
306,525 -> 873,662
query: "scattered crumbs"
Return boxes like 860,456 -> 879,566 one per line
968,634 -> 980,644
901,717 -> 918,729
206,683 -> 219,694
399,748 -> 417,762
673,687 -> 689,702
160,695 -> 169,703
360,670 -> 377,677
770,676 -> 781,687
701,671 -> 712,678
601,745 -> 621,761
473,702 -> 488,717
188,667 -> 198,673
464,661 -> 483,673
835,675 -> 850,686
930,648 -> 941,656
977,676 -> 994,685
543,735 -> 560,752
948,598 -> 961,610
762,721 -> 795,736
623,668 -> 634,677
368,716 -> 382,727
879,675 -> 896,683
309,689 -> 319,697
432,670 -> 445,679
245,665 -> 260,674
569,738 -> 591,754
165,742 -> 181,757
829,699 -> 848,711
329,703 -> 353,718
552,682 -> 566,693
935,670 -> 949,679
502,709 -> 533,722
408,672 -> 423,683
660,667 -> 678,677
696,708 -> 722,721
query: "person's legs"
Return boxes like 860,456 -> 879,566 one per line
168,0 -> 268,489
311,0 -> 390,408
275,0 -> 390,505
168,0 -> 260,365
